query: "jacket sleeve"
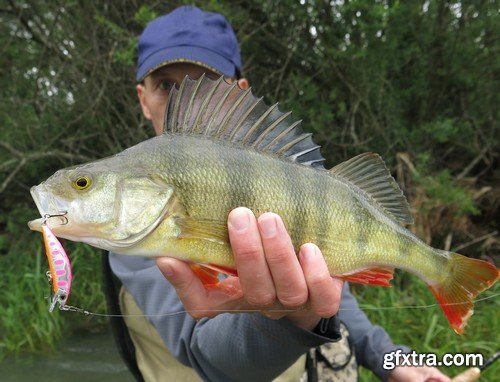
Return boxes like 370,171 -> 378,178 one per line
338,283 -> 411,381
109,254 -> 340,382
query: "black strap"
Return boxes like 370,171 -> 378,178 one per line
313,315 -> 341,340
306,349 -> 318,382
101,251 -> 144,382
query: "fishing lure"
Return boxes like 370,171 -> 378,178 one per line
41,214 -> 72,312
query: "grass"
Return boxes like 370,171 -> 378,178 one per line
352,271 -> 499,381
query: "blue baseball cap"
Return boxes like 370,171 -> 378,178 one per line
136,6 -> 242,81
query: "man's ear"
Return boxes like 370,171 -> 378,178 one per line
136,83 -> 152,120
237,78 -> 249,90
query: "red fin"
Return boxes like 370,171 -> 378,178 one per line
189,263 -> 220,287
429,253 -> 499,334
339,267 -> 394,287
207,263 -> 238,277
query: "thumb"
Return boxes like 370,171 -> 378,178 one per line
155,257 -> 206,302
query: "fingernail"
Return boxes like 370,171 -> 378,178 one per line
259,214 -> 277,238
229,208 -> 250,232
300,243 -> 319,261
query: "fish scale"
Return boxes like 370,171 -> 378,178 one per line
145,135 -> 437,278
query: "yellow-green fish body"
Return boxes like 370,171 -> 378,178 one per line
123,135 -> 438,279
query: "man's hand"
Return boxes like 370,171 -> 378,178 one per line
388,366 -> 451,382
156,207 -> 343,330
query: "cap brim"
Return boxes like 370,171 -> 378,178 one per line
136,46 -> 236,81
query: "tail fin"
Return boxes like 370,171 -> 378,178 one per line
428,253 -> 499,334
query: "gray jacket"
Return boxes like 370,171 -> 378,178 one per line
110,254 -> 409,381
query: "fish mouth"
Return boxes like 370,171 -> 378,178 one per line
28,185 -> 68,231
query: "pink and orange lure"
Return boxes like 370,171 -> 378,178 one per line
41,222 -> 72,312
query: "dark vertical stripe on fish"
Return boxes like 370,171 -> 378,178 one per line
354,199 -> 370,259
313,172 -> 328,252
283,163 -> 305,248
398,234 -> 412,258
177,138 -> 200,213
229,146 -> 255,212
323,175 -> 339,261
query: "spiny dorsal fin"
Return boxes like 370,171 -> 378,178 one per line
330,153 -> 414,225
164,75 -> 325,167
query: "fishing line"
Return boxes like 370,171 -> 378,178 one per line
56,292 -> 500,318
343,292 -> 500,310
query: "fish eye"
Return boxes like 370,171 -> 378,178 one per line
72,175 -> 92,190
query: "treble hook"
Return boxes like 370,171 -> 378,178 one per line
42,211 -> 69,225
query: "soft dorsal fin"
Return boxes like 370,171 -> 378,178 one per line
163,75 -> 325,167
330,153 -> 414,225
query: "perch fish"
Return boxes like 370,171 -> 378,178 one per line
28,75 -> 499,333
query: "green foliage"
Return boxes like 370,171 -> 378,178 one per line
422,118 -> 461,144
95,6 -> 158,66
420,170 -> 480,216
134,5 -> 158,26
352,275 -> 500,381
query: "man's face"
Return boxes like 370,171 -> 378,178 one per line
136,63 -> 221,136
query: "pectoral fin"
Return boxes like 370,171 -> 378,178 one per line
204,263 -> 238,277
188,263 -> 239,297
175,217 -> 237,287
176,217 -> 229,244
189,263 -> 221,286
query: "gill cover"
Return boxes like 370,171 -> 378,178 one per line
99,177 -> 174,249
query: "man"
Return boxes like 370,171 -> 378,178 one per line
110,5 -> 450,381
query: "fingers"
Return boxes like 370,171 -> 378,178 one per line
229,207 -> 339,319
258,213 -> 308,308
228,208 -> 276,306
298,243 -> 343,318
155,257 -> 209,316
228,208 -> 309,310
156,257 -> 247,318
